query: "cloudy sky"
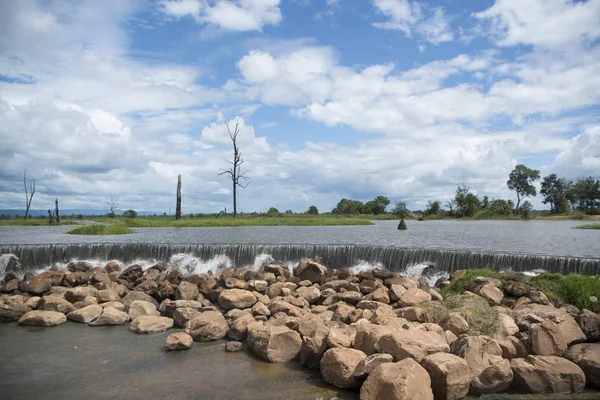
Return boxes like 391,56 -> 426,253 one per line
1,0 -> 599,214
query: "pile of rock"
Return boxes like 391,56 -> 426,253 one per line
1,258 -> 599,399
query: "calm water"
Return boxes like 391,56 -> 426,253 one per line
1,220 -> 599,257
0,322 -> 357,400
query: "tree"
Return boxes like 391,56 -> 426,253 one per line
540,174 -> 568,214
55,198 -> 60,223
481,196 -> 489,209
23,170 -> 36,219
507,164 -> 540,211
266,207 -> 280,217
307,205 -> 319,215
122,209 -> 137,218
424,200 -> 441,216
392,201 -> 410,219
106,198 -> 119,218
219,119 -> 250,217
571,177 -> 600,213
519,201 -> 533,219
363,196 -> 390,215
444,200 -> 456,215
175,174 -> 182,220
332,198 -> 364,214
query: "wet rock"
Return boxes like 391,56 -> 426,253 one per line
175,281 -> 199,301
164,332 -> 193,351
18,310 -> 66,327
122,291 -> 159,308
104,261 -> 121,273
67,261 -> 94,272
247,324 -> 302,363
185,311 -> 229,342
264,264 -> 288,277
226,341 -> 243,352
67,304 -> 103,323
228,313 -> 256,341
130,315 -> 174,333
360,358 -> 433,400
320,347 -> 366,389
128,300 -> 160,319
38,295 -> 76,315
0,301 -> 29,322
173,307 -> 202,327
119,264 -> 143,282
511,355 -> 585,394
421,353 -> 470,400
89,306 -> 128,326
64,286 -> 98,303
19,277 -> 52,295
293,258 -> 325,284
63,271 -> 92,287
38,269 -> 66,286
565,343 -> 600,389
378,329 -> 450,362
97,289 -> 120,303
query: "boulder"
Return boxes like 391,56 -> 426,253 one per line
327,327 -> 354,348
227,313 -> 256,341
18,310 -> 66,327
164,332 -> 193,351
555,313 -> 587,345
101,301 -> 125,311
252,302 -> 270,317
378,330 -> 450,362
226,341 -> 243,352
320,347 -> 367,389
360,359 -> 434,400
364,288 -> 390,304
122,291 -> 159,308
67,261 -> 94,272
264,263 -> 288,277
442,312 -> 469,336
97,289 -> 120,303
295,286 -> 321,304
293,258 -> 325,284
185,311 -> 229,342
299,329 -> 329,369
89,306 -> 128,326
353,353 -> 394,379
511,355 -> 585,394
577,309 -> 600,342
67,304 -> 103,323
173,307 -> 202,327
565,343 -> 600,389
38,295 -> 76,315
104,261 -> 121,273
354,323 -> 397,355
493,313 -> 519,339
18,277 -> 52,295
0,302 -> 28,322
247,279 -> 268,293
389,284 -> 407,302
175,281 -> 199,301
119,264 -> 143,282
128,300 -> 160,320
420,353 -> 470,400
219,289 -> 257,310
134,279 -> 158,295
247,324 -> 302,363
505,281 -> 532,297
530,319 -> 567,356
161,300 -> 204,317
470,359 -> 513,394
64,286 -> 98,303
398,288 -> 432,306
476,284 -> 504,305
130,315 -> 174,333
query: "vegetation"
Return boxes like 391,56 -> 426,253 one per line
441,268 -> 505,297
307,205 -> 319,215
91,216 -> 374,227
332,196 -> 390,215
0,218 -> 76,226
507,164 -> 540,211
531,273 -> 600,313
122,209 -> 137,218
575,223 -> 600,230
67,224 -> 133,235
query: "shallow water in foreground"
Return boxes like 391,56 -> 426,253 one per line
0,323 -> 357,400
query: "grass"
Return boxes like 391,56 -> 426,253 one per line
0,219 -> 76,226
441,268 -> 506,297
91,216 -> 375,227
531,273 -> 600,313
67,224 -> 133,235
575,223 -> 600,229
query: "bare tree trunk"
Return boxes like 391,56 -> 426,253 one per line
176,175 -> 182,220
233,179 -> 237,217
55,198 -> 60,223
23,170 -> 36,220
218,119 -> 250,218
47,209 -> 53,224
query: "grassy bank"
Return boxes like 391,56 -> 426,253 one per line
90,216 -> 375,227
575,223 -> 600,229
67,225 -> 133,235
0,219 -> 76,226
443,268 -> 600,313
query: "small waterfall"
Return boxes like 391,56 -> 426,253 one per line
0,243 -> 599,275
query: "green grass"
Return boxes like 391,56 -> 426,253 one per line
441,268 -> 506,297
0,219 -> 76,226
575,223 -> 600,229
91,216 -> 374,227
67,224 -> 133,235
531,273 -> 600,313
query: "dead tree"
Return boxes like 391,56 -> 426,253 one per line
55,198 -> 60,223
218,119 -> 250,217
23,170 -> 36,219
106,198 -> 119,218
175,175 -> 182,220
47,209 -> 54,223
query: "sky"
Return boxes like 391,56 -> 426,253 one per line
0,0 -> 599,214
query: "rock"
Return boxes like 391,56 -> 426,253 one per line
293,258 -> 325,284
577,309 -> 600,342
64,286 -> 98,303
119,264 -> 143,282
67,304 -> 103,323
505,281 -> 532,297
247,324 -> 302,363
130,315 -> 174,333
398,288 -> 432,306
252,302 -> 270,317
299,329 -> 329,369
327,327 -> 354,348
128,300 -> 160,320
354,323 -> 397,356
134,279 -> 158,295
264,263 -> 288,277
320,348 -> 366,389
529,289 -> 550,305
18,278 -> 52,295
0,302 -> 29,322
228,313 -> 256,341
476,284 -> 504,305
364,288 -> 390,304
89,306 -> 128,326
18,310 -> 66,327
428,288 -> 443,301
247,279 -> 268,293
122,291 -> 158,308
470,358 -> 513,395
104,261 -> 121,273
442,312 -> 469,336
295,286 -> 321,304
353,353 -> 394,379
226,341 -> 243,352
218,289 -> 257,310
1,254 -> 21,274
38,269 -> 66,286
101,301 -> 125,311
511,355 -> 585,394
67,261 -> 94,272
530,319 -> 567,356
175,281 -> 199,301
164,332 -> 193,351
421,353 -> 470,400
97,289 -> 120,303
443,330 -> 458,346
63,271 -> 91,287
494,313 -> 519,339
389,284 -> 407,302
185,311 -> 229,342
360,358 -> 434,400
555,313 -> 586,345
173,307 -> 202,327
451,270 -> 467,280
0,278 -> 19,293
378,329 -> 450,362
565,343 -> 600,389
397,219 -> 407,230
38,295 -> 76,315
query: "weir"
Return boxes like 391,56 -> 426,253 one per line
1,243 -> 599,275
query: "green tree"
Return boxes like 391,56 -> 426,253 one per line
571,177 -> 600,213
332,198 -> 364,214
485,199 -> 514,217
392,201 -> 410,219
507,164 -> 540,211
424,200 -> 441,216
306,205 -> 319,215
122,209 -> 137,218
455,185 -> 479,217
363,196 -> 391,215
540,174 -> 568,214
519,201 -> 533,219
481,196 -> 489,209
266,207 -> 280,217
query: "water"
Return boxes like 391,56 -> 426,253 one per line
0,323 -> 357,400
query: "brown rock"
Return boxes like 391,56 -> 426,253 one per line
119,264 -> 143,282
247,324 -> 302,363
18,310 -> 66,326
67,304 -> 102,323
451,270 -> 467,280
18,277 -> 52,295
442,312 -> 469,336
122,291 -> 158,308
97,289 -> 120,303
228,313 -> 256,341
130,315 -> 174,333
476,284 -> 504,305
421,353 -> 470,400
494,313 -> 519,339
354,323 -> 397,355
360,358 -> 434,400
226,341 -> 243,352
264,263 -> 288,277
101,301 -> 125,311
176,281 -> 199,301
173,307 -> 202,327
164,332 -> 193,351
64,286 -> 98,303
299,329 -> 329,369
565,343 -> 600,389
295,286 -> 321,304
0,301 -> 29,322
470,359 -> 513,394
505,281 -> 532,297
327,327 -> 354,348
185,311 -> 229,342
128,300 -> 160,320
530,319 -> 567,356
320,347 -> 366,389
378,330 -> 450,362
38,295 -> 76,315
398,288 -> 432,307
67,261 -> 94,272
293,258 -> 325,284
104,261 -> 121,273
353,353 -> 394,379
511,355 -> 585,394
577,309 -> 600,342
89,306 -> 129,325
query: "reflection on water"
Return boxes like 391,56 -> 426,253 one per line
0,323 -> 357,400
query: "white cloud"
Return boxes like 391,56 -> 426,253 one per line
550,126 -> 600,179
415,7 -> 453,45
160,0 -> 282,31
474,0 -> 600,48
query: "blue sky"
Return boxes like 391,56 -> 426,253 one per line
0,0 -> 599,214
